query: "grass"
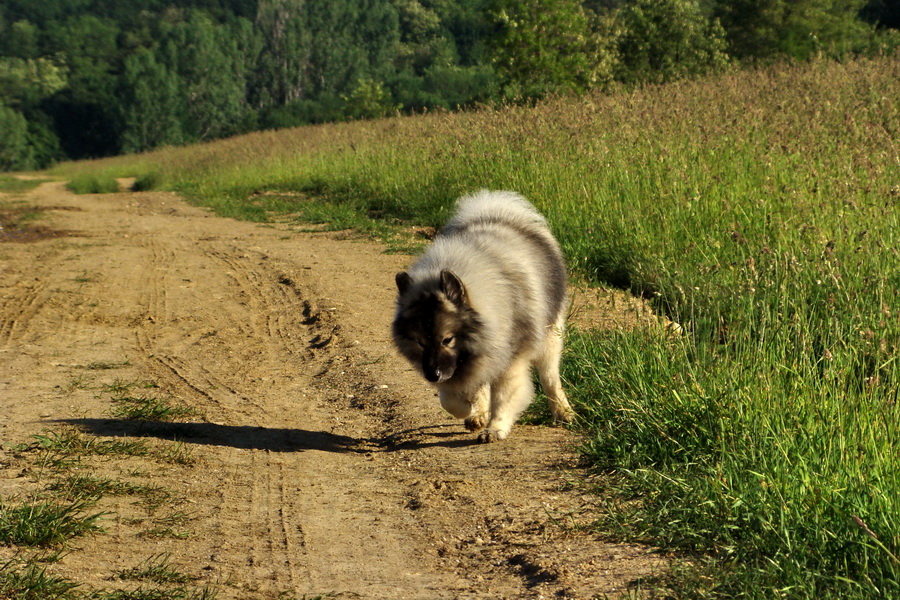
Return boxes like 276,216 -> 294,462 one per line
4,423 -> 205,599
0,176 -> 47,194
0,200 -> 42,229
109,395 -> 197,422
0,499 -> 103,547
2,365 -> 209,598
0,560 -> 82,600
49,55 -> 900,597
66,174 -> 120,195
0,555 -> 215,600
113,555 -> 193,585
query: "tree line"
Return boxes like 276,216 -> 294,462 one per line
1,0 -> 897,171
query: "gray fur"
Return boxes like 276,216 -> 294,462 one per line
392,190 -> 575,442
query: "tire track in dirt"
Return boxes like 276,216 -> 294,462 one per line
115,227 -> 322,594
0,275 -> 51,346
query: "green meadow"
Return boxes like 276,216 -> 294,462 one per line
53,56 -> 900,597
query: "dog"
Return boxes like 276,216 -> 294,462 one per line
392,190 -> 575,442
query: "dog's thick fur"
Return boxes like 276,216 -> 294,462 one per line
392,190 -> 575,442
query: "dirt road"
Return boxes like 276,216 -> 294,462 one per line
0,182 -> 665,598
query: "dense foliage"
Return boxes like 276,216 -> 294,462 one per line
1,0 -> 897,170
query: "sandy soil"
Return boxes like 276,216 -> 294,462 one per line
0,181 -> 667,599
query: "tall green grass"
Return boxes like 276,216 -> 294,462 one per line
51,56 -> 900,597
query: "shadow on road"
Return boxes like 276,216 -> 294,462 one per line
56,418 -> 481,453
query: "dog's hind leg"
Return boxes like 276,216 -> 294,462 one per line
536,316 -> 575,424
479,357 -> 534,443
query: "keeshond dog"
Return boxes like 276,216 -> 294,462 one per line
392,190 -> 575,443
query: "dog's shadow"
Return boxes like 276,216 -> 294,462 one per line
56,419 -> 481,453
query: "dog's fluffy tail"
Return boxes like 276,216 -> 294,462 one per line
446,190 -> 549,231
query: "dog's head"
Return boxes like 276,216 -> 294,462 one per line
392,269 -> 479,384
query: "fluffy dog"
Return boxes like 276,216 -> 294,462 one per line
392,190 -> 575,442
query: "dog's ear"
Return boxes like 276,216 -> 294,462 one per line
395,272 -> 412,295
440,269 -> 467,305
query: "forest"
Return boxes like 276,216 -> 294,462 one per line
1,0 -> 898,171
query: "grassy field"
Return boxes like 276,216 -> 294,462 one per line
51,55 -> 900,598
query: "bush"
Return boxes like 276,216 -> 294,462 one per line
131,171 -> 162,191
66,174 -> 120,194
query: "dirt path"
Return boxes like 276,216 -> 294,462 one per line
0,182 -> 666,599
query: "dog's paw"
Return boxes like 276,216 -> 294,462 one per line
551,405 -> 576,424
477,428 -> 508,443
464,414 -> 487,432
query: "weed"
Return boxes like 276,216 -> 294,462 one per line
0,560 -> 82,600
27,429 -> 151,461
66,174 -> 119,195
64,373 -> 94,393
95,585 -> 217,600
109,396 -> 197,422
47,475 -> 152,502
114,554 -> 193,585
157,442 -> 195,466
0,498 -> 104,547
131,172 -> 163,192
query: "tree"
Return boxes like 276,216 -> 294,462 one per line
253,0 -> 311,107
486,0 -> 615,100
120,49 -> 183,153
42,15 -> 123,158
614,0 -> 729,85
158,11 -> 250,140
303,0 -> 399,99
0,101 -> 30,170
714,0 -> 880,60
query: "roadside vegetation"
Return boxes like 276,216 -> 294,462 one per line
0,176 -> 46,194
50,54 -> 900,597
65,174 -> 120,195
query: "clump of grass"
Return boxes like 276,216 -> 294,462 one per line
110,395 -> 197,422
25,429 -> 151,461
157,442 -> 195,467
0,560 -> 82,600
95,585 -> 217,600
66,174 -> 120,195
47,475 -> 154,503
114,554 -> 193,585
0,498 -> 104,547
100,379 -> 156,396
131,172 -> 163,192
20,428 -> 196,469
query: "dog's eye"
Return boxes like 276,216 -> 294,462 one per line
441,336 -> 455,347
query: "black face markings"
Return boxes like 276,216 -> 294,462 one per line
393,285 -> 482,384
